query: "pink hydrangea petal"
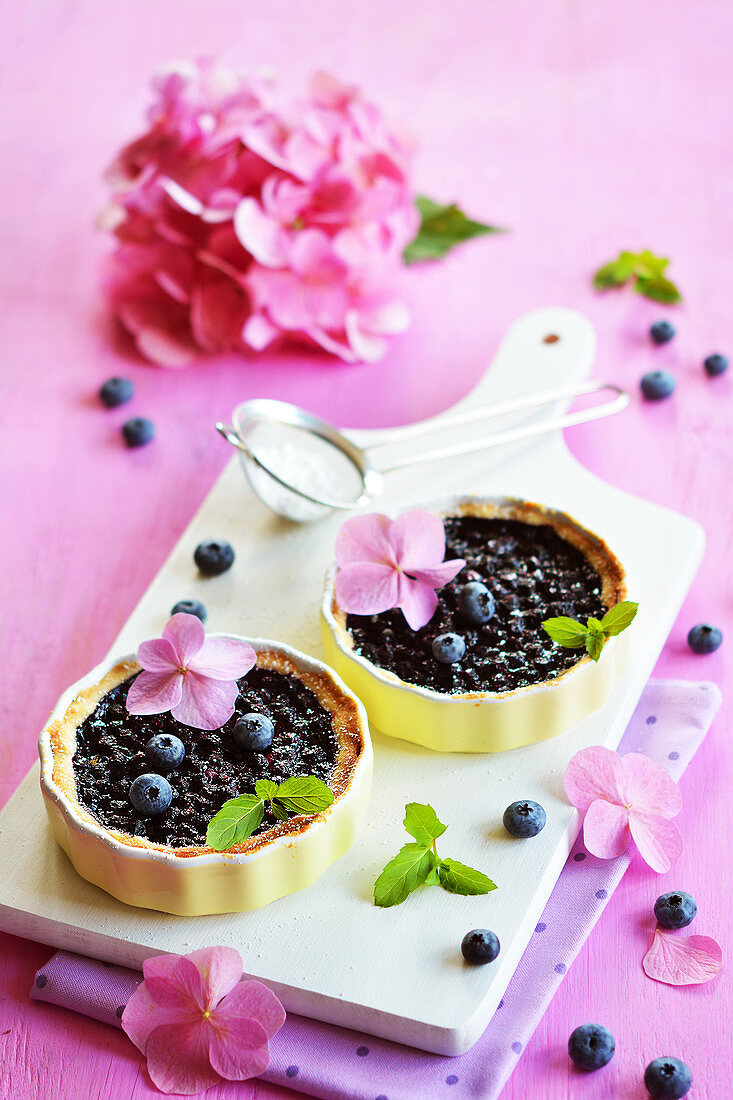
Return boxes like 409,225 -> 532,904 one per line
411,560 -> 465,589
121,980 -> 185,1055
242,311 -> 279,351
163,612 -> 205,666
360,300 -> 411,336
306,325 -> 358,362
207,1014 -> 269,1080
125,670 -> 183,716
335,561 -> 400,616
171,672 -> 239,730
582,798 -> 630,858
136,636 -> 179,673
621,753 -> 683,819
564,746 -> 626,812
135,325 -> 197,368
189,638 -> 257,682
396,574 -> 439,632
190,274 -> 249,354
185,946 -> 243,1008
335,513 -> 396,568
233,197 -> 287,267
344,311 -> 389,363
146,1020 -> 220,1095
629,811 -> 683,873
143,954 -> 205,1013
643,928 -> 723,986
218,980 -> 286,1041
390,509 -> 447,571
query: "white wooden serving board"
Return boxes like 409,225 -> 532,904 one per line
0,308 -> 704,1055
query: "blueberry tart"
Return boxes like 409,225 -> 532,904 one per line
39,637 -> 372,914
321,496 -> 628,752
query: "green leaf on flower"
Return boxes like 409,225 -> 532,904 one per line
542,616 -> 589,648
275,775 -> 334,815
437,859 -> 497,896
255,779 -> 279,800
403,802 -> 447,846
592,249 -> 682,303
206,795 -> 264,851
600,601 -> 639,636
403,195 -> 504,264
374,844 -> 437,907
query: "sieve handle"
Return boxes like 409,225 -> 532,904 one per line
378,383 -> 629,474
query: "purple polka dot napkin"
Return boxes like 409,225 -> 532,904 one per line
31,680 -> 720,1100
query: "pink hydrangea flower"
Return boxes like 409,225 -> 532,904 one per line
335,509 -> 465,631
126,613 -> 256,730
102,62 -> 417,365
564,746 -> 683,872
122,946 -> 285,1095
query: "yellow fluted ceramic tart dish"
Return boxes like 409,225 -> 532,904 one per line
321,495 -> 629,753
39,631 -> 372,915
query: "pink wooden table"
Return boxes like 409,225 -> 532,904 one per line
1,2 -> 731,1096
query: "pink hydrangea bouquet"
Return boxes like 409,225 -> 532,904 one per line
101,61 -> 496,366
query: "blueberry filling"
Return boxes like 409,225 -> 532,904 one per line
72,668 -> 337,848
345,515 -> 607,694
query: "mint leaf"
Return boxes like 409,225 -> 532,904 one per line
585,632 -> 605,662
542,616 -> 588,648
404,195 -> 503,264
593,251 -> 637,288
255,779 -> 278,800
206,795 -> 264,851
593,249 -> 682,304
275,776 -> 334,815
437,859 -> 497,896
587,617 -> 604,634
635,273 -> 682,304
600,601 -> 639,636
404,802 -> 447,846
270,799 -> 289,822
374,844 -> 436,907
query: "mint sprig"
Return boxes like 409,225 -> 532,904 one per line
206,776 -> 334,851
374,802 -> 497,908
403,195 -> 504,264
542,601 -> 638,663
593,250 -> 682,304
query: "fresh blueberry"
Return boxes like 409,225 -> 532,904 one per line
640,370 -> 676,400
129,773 -> 172,816
170,599 -> 208,623
145,734 -> 186,773
650,320 -> 676,345
703,353 -> 729,377
654,890 -> 697,930
122,417 -> 155,447
458,581 -> 496,624
568,1023 -> 616,1071
194,540 -> 235,576
687,622 -> 723,654
502,800 -> 547,838
644,1056 -> 692,1098
432,633 -> 466,664
234,713 -> 275,754
99,376 -> 134,408
461,929 -> 500,965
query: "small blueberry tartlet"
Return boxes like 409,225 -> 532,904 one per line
39,623 -> 372,915
322,496 -> 629,753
